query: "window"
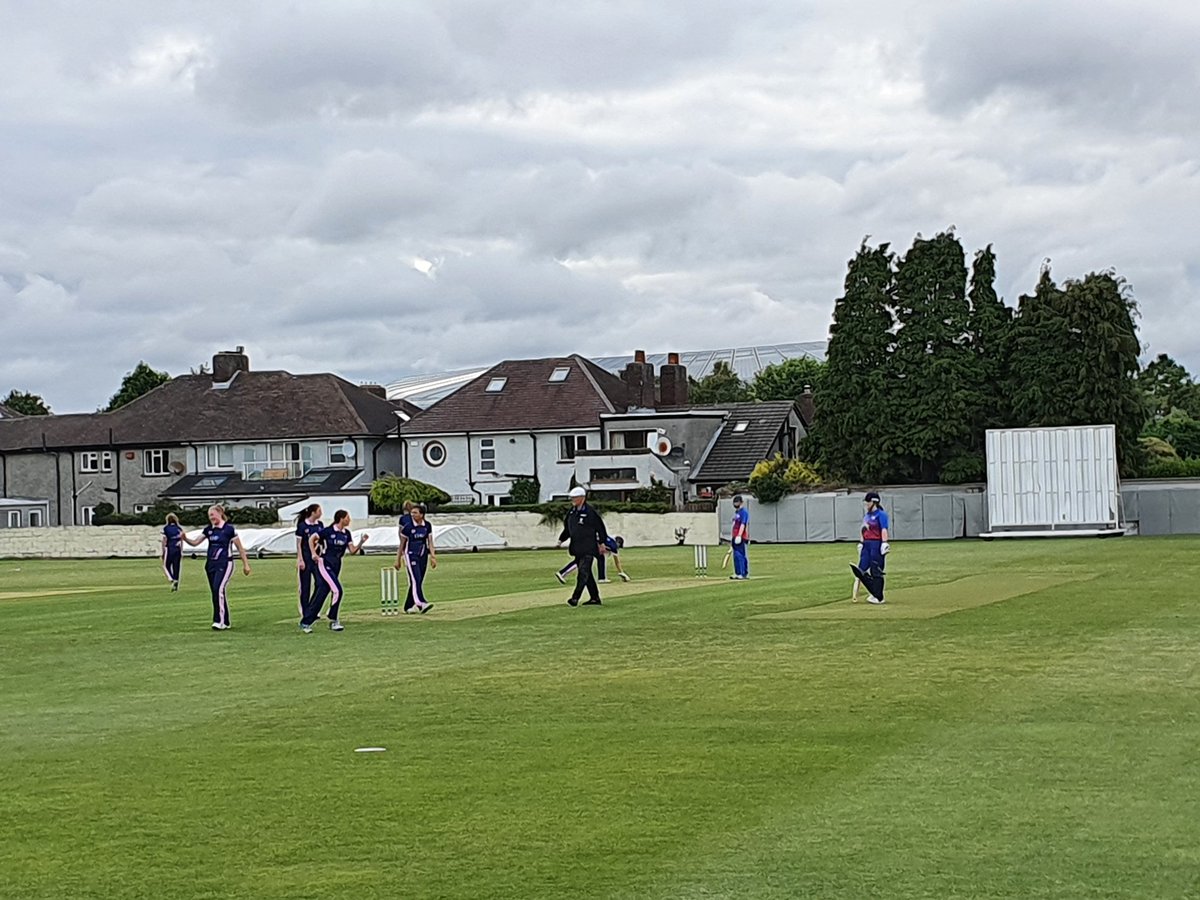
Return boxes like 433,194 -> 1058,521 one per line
7,511 -> 20,528
256,500 -> 273,509
79,451 -> 113,474
423,441 -> 447,467
134,504 -> 153,514
297,472 -> 329,486
589,467 -> 637,483
611,430 -> 652,451
144,449 -> 171,476
194,475 -> 230,489
549,367 -> 570,383
559,434 -> 588,461
485,377 -> 507,393
79,506 -> 97,526
204,444 -> 234,470
329,441 -> 350,466
733,422 -> 749,434
479,438 -> 496,472
29,509 -> 43,528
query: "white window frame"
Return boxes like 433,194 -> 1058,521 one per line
328,440 -> 349,466
143,449 -> 171,476
78,506 -> 97,526
133,504 -> 153,514
28,509 -> 43,528
204,444 -> 235,470
479,438 -> 496,472
79,451 -> 100,473
485,377 -> 507,393
549,367 -> 570,383
559,434 -> 588,462
423,441 -> 447,468
7,510 -> 20,528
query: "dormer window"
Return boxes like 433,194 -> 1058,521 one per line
485,377 -> 508,393
549,367 -> 570,383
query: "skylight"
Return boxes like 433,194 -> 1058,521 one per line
733,422 -> 749,433
485,377 -> 508,393
549,367 -> 570,383
194,476 -> 229,489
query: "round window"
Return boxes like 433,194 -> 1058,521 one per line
423,441 -> 447,467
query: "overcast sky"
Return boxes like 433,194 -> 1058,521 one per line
1,1 -> 1197,412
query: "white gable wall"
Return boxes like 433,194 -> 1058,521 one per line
405,428 -> 601,504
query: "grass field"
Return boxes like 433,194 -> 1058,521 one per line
2,539 -> 1199,899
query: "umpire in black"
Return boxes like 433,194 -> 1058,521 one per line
559,486 -> 609,606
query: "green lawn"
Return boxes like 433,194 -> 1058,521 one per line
2,539 -> 1198,899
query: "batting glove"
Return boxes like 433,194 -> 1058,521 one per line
856,542 -> 863,554
881,541 -> 891,555
733,536 -> 742,545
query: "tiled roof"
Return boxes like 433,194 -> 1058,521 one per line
0,404 -> 23,419
0,372 -> 403,452
402,356 -> 629,435
690,400 -> 799,484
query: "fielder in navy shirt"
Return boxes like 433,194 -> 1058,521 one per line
181,505 -> 251,630
160,513 -> 184,592
395,503 -> 436,613
300,509 -> 367,632
294,503 -> 324,618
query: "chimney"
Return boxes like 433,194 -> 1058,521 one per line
658,352 -> 689,407
620,349 -> 656,409
211,346 -> 249,383
361,384 -> 387,399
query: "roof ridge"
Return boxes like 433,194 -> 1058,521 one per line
572,355 -> 619,413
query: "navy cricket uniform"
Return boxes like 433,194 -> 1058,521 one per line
559,504 -> 608,604
304,525 -> 354,625
162,523 -> 183,585
203,522 -> 238,627
859,508 -> 890,586
559,535 -> 620,581
401,519 -> 432,612
295,518 -> 323,616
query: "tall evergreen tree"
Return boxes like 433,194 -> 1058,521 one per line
1009,267 -> 1145,474
821,241 -> 896,482
889,230 -> 974,482
966,245 -> 1013,433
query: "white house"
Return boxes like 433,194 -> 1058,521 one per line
401,356 -> 630,504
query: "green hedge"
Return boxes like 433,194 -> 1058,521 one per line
369,476 -> 452,514
90,502 -> 280,527
1140,458 -> 1200,479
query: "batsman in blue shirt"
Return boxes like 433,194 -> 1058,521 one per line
850,491 -> 891,604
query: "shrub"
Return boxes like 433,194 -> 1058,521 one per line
1142,457 -> 1200,478
508,477 -> 540,505
370,476 -> 452,513
1140,436 -> 1180,463
749,454 -> 825,503
1143,412 -> 1200,459
629,477 -> 674,505
91,501 -> 279,527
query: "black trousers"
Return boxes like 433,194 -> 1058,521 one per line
570,554 -> 601,602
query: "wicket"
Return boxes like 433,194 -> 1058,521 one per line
380,567 -> 401,615
693,544 -> 709,578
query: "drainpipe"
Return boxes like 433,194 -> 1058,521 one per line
110,429 -> 121,513
1,451 -> 6,496
528,431 -> 540,500
465,431 -> 483,504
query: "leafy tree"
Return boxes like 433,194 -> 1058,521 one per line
821,240 -> 896,482
689,361 -> 755,405
752,358 -> 825,403
2,389 -> 51,416
1143,411 -> 1200,459
889,230 -> 974,482
1138,354 -> 1200,420
106,362 -> 170,411
1009,268 -> 1145,475
509,477 -> 540,505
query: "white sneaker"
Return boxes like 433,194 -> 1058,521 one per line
867,597 -> 885,605
555,571 -> 566,585
300,623 -> 313,634
330,621 -> 344,632
212,622 -> 222,630
619,572 -> 631,582
598,578 -> 610,584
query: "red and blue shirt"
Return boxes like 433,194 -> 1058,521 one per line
862,509 -> 889,542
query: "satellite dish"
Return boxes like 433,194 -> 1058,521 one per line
649,434 -> 673,456
342,441 -> 357,460
169,461 -> 186,475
